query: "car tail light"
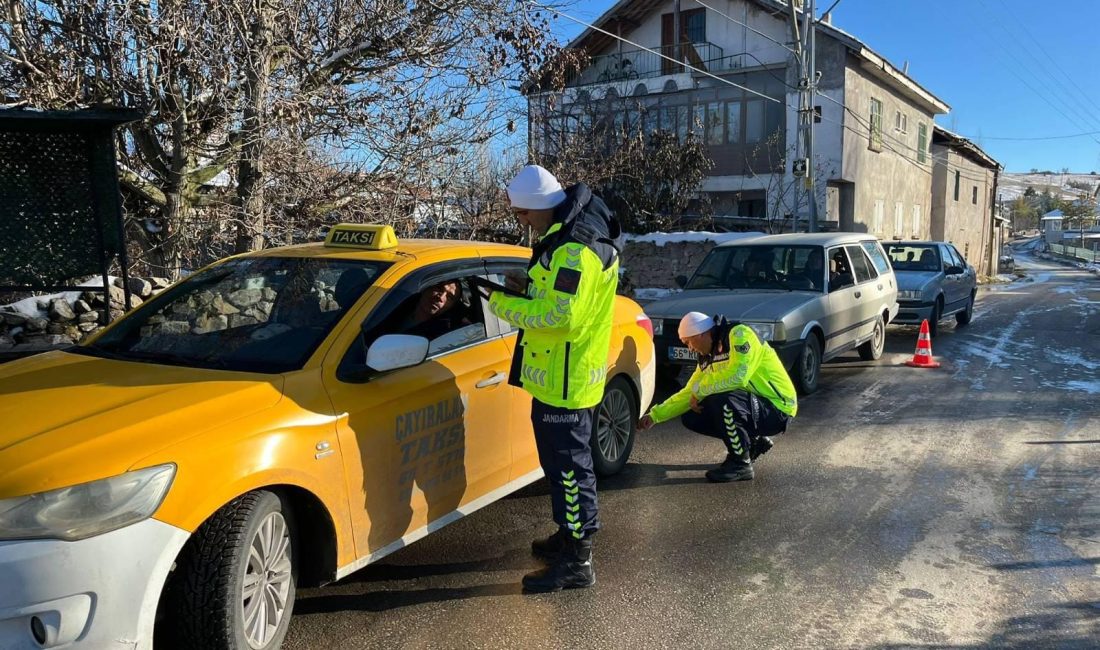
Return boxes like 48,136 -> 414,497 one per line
636,313 -> 654,338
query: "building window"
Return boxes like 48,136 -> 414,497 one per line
873,199 -> 885,233
917,122 -> 928,164
692,103 -> 705,137
972,186 -> 978,205
685,9 -> 706,43
869,98 -> 883,151
894,111 -> 908,134
706,101 -> 724,145
912,205 -> 921,236
746,99 -> 765,143
895,202 -> 904,235
726,101 -> 742,144
677,106 -> 689,140
954,171 -> 960,201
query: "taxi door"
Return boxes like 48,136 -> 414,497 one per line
322,264 -> 514,559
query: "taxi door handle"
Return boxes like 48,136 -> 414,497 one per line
854,291 -> 862,299
476,372 -> 507,389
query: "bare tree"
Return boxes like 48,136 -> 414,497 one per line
1,0 -> 554,276
529,88 -> 713,233
745,133 -> 836,234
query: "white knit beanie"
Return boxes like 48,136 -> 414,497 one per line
507,165 -> 566,210
678,311 -> 715,338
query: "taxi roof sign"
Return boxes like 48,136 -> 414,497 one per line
324,224 -> 399,250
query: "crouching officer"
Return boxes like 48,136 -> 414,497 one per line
489,164 -> 623,592
639,312 -> 797,482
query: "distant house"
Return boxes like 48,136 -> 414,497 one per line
929,126 -> 1002,275
523,0 -> 950,235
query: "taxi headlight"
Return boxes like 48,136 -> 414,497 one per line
651,318 -> 663,337
744,322 -> 776,341
0,464 -> 175,541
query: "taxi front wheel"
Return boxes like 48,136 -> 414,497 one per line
159,490 -> 297,650
592,377 -> 637,476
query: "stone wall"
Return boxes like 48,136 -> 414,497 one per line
619,238 -> 727,293
0,277 -> 168,354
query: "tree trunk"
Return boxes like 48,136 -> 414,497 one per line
235,1 -> 273,253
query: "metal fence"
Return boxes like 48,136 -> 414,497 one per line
1050,243 -> 1100,263
572,42 -> 748,87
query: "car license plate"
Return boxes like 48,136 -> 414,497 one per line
669,346 -> 696,361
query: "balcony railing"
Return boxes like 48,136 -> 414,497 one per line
571,43 -> 750,87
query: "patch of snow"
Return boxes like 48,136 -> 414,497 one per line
625,231 -> 764,246
1062,380 -> 1100,395
1,276 -> 120,318
1048,350 -> 1100,371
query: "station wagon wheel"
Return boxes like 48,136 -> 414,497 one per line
592,377 -> 637,476
160,490 -> 297,650
795,335 -> 821,395
858,315 -> 885,361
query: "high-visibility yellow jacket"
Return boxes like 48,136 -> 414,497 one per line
649,319 -> 798,423
489,184 -> 622,409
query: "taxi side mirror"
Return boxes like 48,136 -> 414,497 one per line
367,334 -> 430,372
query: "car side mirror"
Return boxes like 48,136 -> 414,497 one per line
946,265 -> 963,275
367,334 -> 430,372
675,275 -> 688,289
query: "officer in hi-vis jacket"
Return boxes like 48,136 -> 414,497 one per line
489,164 -> 623,592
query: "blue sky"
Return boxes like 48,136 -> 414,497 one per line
546,0 -> 1100,172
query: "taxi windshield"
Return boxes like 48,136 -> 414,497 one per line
79,257 -> 389,373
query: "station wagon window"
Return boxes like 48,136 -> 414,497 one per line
687,244 -> 825,292
827,247 -> 855,291
80,258 -> 389,373
861,241 -> 892,275
845,245 -> 878,283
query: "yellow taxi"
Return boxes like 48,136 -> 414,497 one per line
0,225 -> 655,650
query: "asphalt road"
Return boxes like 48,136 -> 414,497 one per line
285,250 -> 1098,649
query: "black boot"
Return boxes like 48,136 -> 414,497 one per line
531,529 -> 567,560
522,535 -> 596,592
705,453 -> 754,482
751,436 -> 774,461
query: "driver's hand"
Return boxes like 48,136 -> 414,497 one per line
690,395 -> 703,413
637,414 -> 654,431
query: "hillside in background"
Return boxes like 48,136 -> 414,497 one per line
998,172 -> 1100,202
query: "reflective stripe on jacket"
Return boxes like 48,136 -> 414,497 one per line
649,321 -> 798,423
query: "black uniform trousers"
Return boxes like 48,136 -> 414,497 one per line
531,399 -> 600,539
680,391 -> 789,462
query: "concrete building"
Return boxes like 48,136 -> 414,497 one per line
524,0 -> 950,236
930,126 -> 1002,275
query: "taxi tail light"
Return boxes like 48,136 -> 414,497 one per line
636,313 -> 654,338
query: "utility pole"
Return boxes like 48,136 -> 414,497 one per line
789,0 -> 819,232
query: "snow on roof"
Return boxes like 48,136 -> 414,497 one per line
624,231 -> 764,246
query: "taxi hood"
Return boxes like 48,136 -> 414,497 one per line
0,350 -> 284,498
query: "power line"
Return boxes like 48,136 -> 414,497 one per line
692,0 -> 798,55
964,0 -> 1100,149
958,130 -> 1100,142
536,3 -> 783,106
978,0 -> 1100,134
539,5 -> 993,186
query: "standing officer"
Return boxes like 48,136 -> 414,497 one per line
639,312 -> 797,482
489,164 -> 623,592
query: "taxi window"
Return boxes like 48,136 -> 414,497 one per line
80,258 -> 388,373
347,272 -> 492,370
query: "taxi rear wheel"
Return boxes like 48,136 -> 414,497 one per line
161,490 -> 297,650
592,377 -> 637,477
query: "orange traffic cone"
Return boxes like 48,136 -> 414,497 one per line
905,319 -> 941,368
